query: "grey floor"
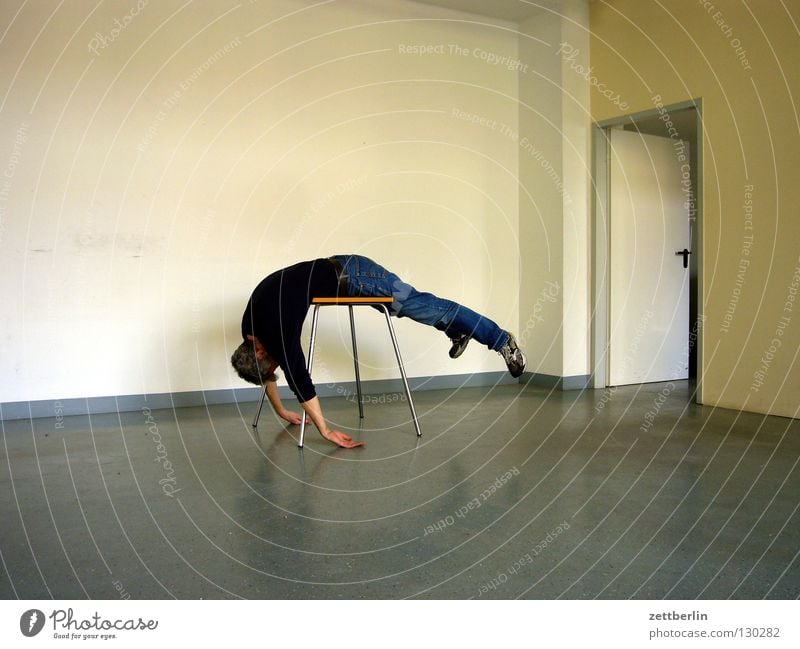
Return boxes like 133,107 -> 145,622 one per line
1,381 -> 799,600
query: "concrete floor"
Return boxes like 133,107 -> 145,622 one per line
1,381 -> 799,599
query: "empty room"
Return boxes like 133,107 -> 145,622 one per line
1,0 -> 798,643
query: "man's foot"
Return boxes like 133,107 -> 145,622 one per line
499,333 -> 526,378
449,334 -> 470,359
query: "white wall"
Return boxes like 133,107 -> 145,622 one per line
518,1 -> 591,381
0,0 -> 521,403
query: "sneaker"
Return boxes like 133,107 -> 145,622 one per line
499,333 -> 526,378
449,334 -> 470,359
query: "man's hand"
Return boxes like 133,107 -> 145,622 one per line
301,396 -> 364,448
278,410 -> 309,426
323,430 -> 364,449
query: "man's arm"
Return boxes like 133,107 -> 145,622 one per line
251,334 -> 362,448
265,381 -> 363,448
301,396 -> 364,448
265,380 -> 308,425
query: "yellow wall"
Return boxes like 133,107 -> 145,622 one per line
0,0 -> 520,403
591,0 -> 800,418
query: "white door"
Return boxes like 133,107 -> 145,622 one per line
608,129 -> 690,386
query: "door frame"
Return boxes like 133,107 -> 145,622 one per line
590,98 -> 704,403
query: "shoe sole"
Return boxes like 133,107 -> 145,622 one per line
504,336 -> 526,377
449,337 -> 470,359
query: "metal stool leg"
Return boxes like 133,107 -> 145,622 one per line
348,305 -> 364,419
299,305 -> 322,448
252,383 -> 268,428
380,305 -> 422,437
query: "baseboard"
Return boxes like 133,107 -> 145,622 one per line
520,372 -> 591,391
0,371 -> 517,421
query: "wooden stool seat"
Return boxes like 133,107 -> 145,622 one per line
312,297 -> 394,304
252,297 -> 422,447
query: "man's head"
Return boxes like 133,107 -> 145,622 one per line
231,338 -> 277,385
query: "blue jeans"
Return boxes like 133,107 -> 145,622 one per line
331,254 -> 509,351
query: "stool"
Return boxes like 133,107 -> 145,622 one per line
252,297 -> 422,448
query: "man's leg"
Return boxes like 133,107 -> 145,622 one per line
332,254 -> 526,377
331,254 -> 509,351
393,283 -> 509,351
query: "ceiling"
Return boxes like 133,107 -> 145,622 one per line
411,0 -> 562,23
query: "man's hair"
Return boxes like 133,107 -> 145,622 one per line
231,340 -> 277,386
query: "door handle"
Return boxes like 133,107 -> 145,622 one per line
675,248 -> 691,269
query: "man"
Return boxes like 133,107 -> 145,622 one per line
231,255 -> 526,448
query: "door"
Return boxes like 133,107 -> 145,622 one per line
608,129 -> 690,386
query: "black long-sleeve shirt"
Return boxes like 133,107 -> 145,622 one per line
241,259 -> 340,402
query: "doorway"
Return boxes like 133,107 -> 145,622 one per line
591,100 -> 702,400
